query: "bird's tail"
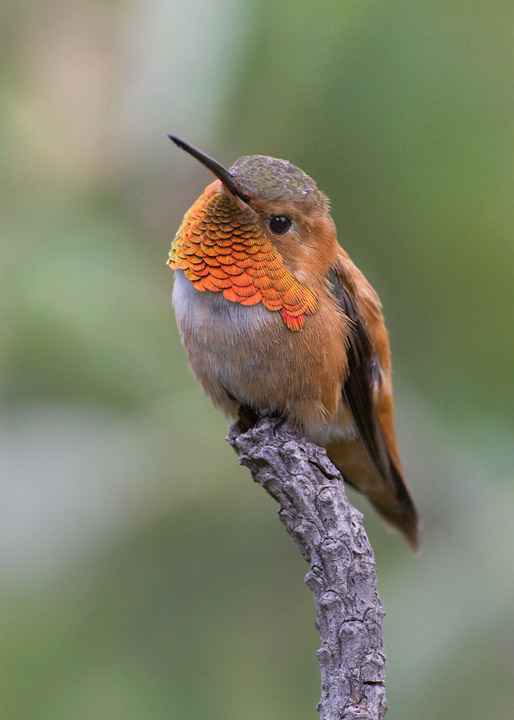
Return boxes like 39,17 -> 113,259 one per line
325,437 -> 420,551
366,460 -> 419,552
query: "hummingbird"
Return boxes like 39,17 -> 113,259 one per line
168,136 -> 419,550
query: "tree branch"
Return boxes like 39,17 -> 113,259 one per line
227,417 -> 388,720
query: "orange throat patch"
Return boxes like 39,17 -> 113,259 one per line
168,182 -> 318,331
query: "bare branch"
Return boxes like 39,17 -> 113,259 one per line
228,418 -> 388,720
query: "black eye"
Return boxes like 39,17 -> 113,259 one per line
269,215 -> 291,234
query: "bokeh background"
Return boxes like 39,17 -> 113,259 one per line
1,1 -> 513,718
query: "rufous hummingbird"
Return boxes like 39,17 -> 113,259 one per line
168,136 -> 419,550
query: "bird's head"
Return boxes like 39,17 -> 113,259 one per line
169,137 -> 338,285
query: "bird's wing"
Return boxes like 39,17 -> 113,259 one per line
327,259 -> 419,549
328,264 -> 391,479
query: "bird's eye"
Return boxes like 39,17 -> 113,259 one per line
269,215 -> 291,235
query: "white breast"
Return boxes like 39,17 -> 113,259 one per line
172,270 -> 282,412
172,269 -> 273,342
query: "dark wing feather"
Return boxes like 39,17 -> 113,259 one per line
328,268 -> 396,483
329,270 -> 390,480
327,266 -> 419,549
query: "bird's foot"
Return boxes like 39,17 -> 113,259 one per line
237,406 -> 286,435
269,414 -> 286,435
237,405 -> 259,431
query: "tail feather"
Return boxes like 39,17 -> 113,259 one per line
325,437 -> 420,551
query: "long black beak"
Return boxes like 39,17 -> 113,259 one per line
168,135 -> 250,203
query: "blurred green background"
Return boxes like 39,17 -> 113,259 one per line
1,1 -> 513,718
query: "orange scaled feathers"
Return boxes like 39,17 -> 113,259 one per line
168,182 -> 318,330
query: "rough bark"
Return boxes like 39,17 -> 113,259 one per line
228,417 -> 388,720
